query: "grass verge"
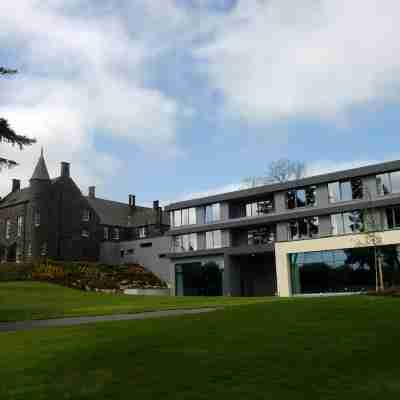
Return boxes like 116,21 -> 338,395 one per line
0,296 -> 399,399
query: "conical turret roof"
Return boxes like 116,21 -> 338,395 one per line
30,148 -> 50,181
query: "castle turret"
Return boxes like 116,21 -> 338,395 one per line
30,148 -> 50,186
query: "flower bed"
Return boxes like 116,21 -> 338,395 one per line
0,261 -> 166,292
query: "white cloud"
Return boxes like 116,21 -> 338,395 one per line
0,0 -> 188,197
195,0 -> 400,121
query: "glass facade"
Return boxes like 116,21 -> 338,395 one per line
290,245 -> 400,294
247,226 -> 276,245
245,196 -> 274,217
288,217 -> 319,240
377,171 -> 400,195
331,210 -> 364,235
206,230 -> 222,249
287,186 -> 316,209
172,233 -> 198,252
328,178 -> 363,203
175,257 -> 224,296
171,208 -> 196,227
205,203 -> 221,223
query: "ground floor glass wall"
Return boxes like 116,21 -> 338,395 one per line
175,257 -> 224,296
290,245 -> 400,294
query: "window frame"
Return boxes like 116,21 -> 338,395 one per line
286,186 -> 317,209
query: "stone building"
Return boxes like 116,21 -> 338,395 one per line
0,151 -> 169,263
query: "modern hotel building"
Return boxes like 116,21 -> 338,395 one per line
165,160 -> 400,297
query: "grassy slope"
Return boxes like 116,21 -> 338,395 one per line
1,296 -> 399,399
0,281 -> 274,322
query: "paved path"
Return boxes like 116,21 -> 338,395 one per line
0,308 -> 218,333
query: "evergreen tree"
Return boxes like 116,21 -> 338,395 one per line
0,68 -> 36,170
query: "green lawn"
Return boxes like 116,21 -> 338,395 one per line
1,295 -> 399,399
0,281 -> 274,322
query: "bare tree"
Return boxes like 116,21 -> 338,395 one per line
241,158 -> 307,189
268,159 -> 306,183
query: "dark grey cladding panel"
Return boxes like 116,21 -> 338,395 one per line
166,193 -> 400,235
165,248 -> 225,260
165,243 -> 274,260
165,159 -> 400,211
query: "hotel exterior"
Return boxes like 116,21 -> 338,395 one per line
165,160 -> 400,297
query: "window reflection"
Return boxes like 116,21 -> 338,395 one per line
287,186 -> 316,209
331,210 -> 364,235
288,217 -> 319,240
290,245 -> 400,294
172,233 -> 198,252
328,178 -> 363,202
377,171 -> 400,195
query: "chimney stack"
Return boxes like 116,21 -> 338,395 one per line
12,179 -> 21,193
61,162 -> 70,178
153,200 -> 160,210
129,194 -> 136,208
89,186 -> 96,198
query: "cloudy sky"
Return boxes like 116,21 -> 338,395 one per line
1,0 -> 400,205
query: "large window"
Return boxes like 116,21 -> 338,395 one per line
386,207 -> 400,230
205,203 -> 221,223
247,226 -> 276,245
171,208 -> 196,227
328,178 -> 363,203
287,186 -> 316,209
245,197 -> 274,217
288,217 -> 319,240
290,246 -> 400,294
331,211 -> 364,235
206,230 -> 222,249
172,233 -> 198,252
376,171 -> 400,195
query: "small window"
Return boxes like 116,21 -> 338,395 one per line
81,229 -> 89,238
127,248 -> 134,255
27,242 -> 32,257
5,219 -> 11,239
120,250 -> 125,258
112,228 -> 120,241
159,254 -> 166,258
41,242 -> 47,256
82,209 -> 90,222
34,211 -> 41,227
140,242 -> 152,248
103,227 -> 109,240
17,216 -> 23,237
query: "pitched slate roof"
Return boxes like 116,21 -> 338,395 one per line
0,187 -> 32,208
85,197 -> 168,227
30,149 -> 50,181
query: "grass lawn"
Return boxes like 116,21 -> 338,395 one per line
1,295 -> 399,399
0,281 -> 274,322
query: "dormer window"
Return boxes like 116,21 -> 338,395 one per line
82,209 -> 90,222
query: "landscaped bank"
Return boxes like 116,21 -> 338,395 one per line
0,295 -> 399,399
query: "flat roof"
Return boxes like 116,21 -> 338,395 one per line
165,159 -> 400,211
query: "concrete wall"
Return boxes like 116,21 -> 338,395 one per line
275,229 -> 400,297
100,236 -> 173,287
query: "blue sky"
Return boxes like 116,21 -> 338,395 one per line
1,0 -> 400,206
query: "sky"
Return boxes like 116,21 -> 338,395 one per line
1,0 -> 400,206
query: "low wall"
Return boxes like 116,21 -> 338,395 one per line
124,288 -> 171,296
